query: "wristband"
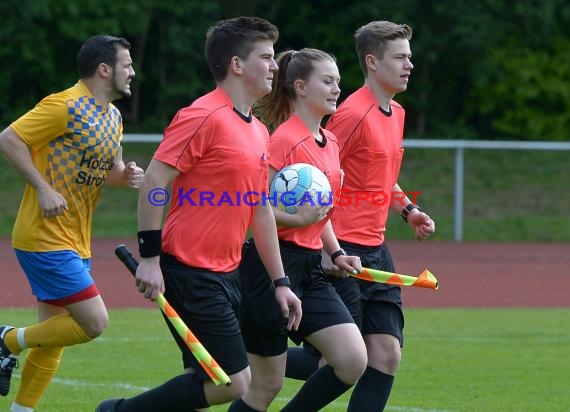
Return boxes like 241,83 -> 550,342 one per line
401,203 -> 421,223
137,230 -> 162,258
330,249 -> 346,264
271,276 -> 290,290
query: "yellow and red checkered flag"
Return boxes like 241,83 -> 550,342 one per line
156,295 -> 231,385
351,268 -> 439,290
115,245 -> 232,386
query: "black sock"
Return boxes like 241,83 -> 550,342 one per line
228,398 -> 263,411
116,373 -> 208,411
285,346 -> 320,381
281,365 -> 352,412
347,366 -> 394,411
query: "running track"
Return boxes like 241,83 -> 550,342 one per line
1,238 -> 569,308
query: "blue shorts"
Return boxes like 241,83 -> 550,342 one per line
15,249 -> 98,305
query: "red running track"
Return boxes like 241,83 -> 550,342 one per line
1,238 -> 569,308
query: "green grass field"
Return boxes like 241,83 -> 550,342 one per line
2,143 -> 570,241
2,308 -> 569,411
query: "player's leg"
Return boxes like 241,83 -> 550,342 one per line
346,243 -> 404,412
5,250 -> 107,350
308,323 -> 367,383
9,296 -> 107,410
284,343 -> 320,380
348,303 -> 403,412
11,302 -> 66,411
230,240 -> 290,411
281,271 -> 367,412
229,353 -> 287,411
2,250 -> 106,403
4,298 -> 107,355
285,274 -> 363,381
283,329 -> 366,412
98,259 -> 250,411
366,322 -> 402,376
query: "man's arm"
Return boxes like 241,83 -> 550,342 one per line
0,126 -> 67,217
106,146 -> 144,188
392,182 -> 435,241
135,158 -> 179,301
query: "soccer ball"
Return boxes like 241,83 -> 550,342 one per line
269,163 -> 332,214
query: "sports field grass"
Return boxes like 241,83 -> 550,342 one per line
2,308 -> 569,411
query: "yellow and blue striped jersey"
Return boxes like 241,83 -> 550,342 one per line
11,80 -> 123,258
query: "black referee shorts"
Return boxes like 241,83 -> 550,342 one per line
239,240 -> 354,356
330,241 -> 405,346
160,253 -> 248,380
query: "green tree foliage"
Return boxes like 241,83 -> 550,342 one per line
447,0 -> 570,140
0,0 -> 568,140
464,37 -> 570,140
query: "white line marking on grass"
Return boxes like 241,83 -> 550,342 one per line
13,373 -> 151,392
385,407 -> 453,412
12,374 -> 453,412
94,336 -> 171,343
411,335 -> 570,343
274,397 -> 452,412
51,377 -> 151,391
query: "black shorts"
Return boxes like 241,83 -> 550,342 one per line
160,253 -> 248,380
240,240 -> 354,356
329,241 -> 405,346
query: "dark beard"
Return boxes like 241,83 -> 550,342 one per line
112,72 -> 132,99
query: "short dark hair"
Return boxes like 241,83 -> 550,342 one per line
355,21 -> 412,77
205,16 -> 279,82
77,35 -> 131,78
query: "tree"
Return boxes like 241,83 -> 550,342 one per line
1,0 -> 568,140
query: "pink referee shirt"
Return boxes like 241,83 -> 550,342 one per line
156,87 -> 270,272
270,114 -> 342,250
326,86 -> 405,246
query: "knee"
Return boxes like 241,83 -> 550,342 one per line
82,313 -> 109,339
370,344 -> 401,375
332,345 -> 368,384
381,347 -> 402,374
253,374 -> 284,402
241,373 -> 283,410
227,383 -> 248,401
341,350 -> 368,384
226,369 -> 252,400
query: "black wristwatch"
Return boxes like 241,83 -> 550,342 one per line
271,276 -> 291,290
330,249 -> 346,264
401,203 -> 421,223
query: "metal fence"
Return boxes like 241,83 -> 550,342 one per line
123,134 -> 570,241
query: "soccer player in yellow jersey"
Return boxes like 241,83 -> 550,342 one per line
0,35 -> 143,412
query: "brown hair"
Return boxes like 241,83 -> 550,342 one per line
354,21 -> 412,77
255,48 -> 336,130
205,16 -> 279,82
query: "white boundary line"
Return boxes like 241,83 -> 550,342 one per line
12,374 -> 453,411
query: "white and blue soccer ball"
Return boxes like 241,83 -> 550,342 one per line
269,163 -> 332,214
